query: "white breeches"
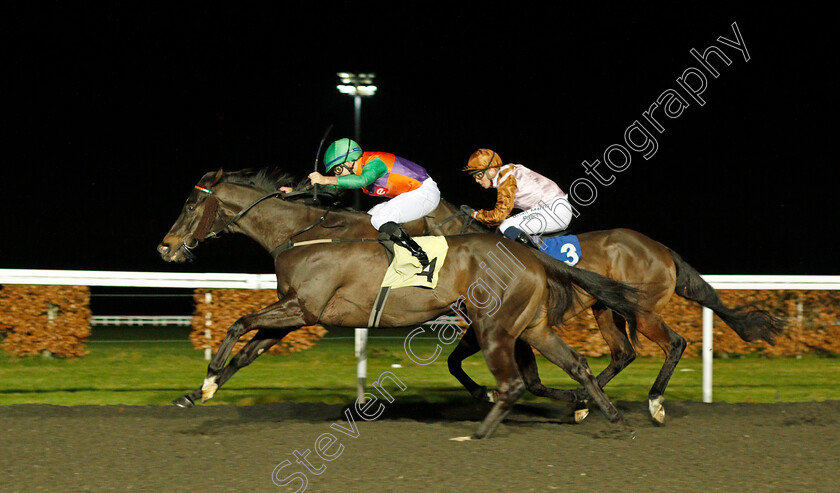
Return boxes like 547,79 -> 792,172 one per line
368,178 -> 441,230
499,196 -> 573,235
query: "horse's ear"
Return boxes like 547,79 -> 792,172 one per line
211,168 -> 224,186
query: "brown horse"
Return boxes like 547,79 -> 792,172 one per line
424,200 -> 784,423
157,169 -> 646,439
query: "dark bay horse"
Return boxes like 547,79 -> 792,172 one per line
157,169 -> 646,439
424,200 -> 784,423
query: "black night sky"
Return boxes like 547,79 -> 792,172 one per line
5,2 -> 838,275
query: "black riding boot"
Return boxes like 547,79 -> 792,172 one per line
379,221 -> 430,267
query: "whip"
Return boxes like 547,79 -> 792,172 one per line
312,124 -> 334,202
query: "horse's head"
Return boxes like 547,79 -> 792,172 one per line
157,169 -> 228,263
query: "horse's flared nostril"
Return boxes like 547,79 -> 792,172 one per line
157,243 -> 170,255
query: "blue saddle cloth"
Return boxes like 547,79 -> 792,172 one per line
538,235 -> 582,266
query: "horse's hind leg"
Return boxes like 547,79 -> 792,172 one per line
570,306 -> 637,403
520,322 -> 624,425
446,326 -> 494,402
513,340 -> 580,402
447,327 -> 581,406
174,328 -> 291,407
637,312 -> 686,423
591,306 -> 637,388
512,340 -> 592,423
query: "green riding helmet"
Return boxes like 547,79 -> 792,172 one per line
324,138 -> 363,172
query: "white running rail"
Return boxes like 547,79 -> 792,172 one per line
90,315 -> 193,326
2,269 -> 839,403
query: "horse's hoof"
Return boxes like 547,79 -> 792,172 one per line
470,386 -> 492,402
172,395 -> 195,408
574,408 -> 590,423
449,436 -> 473,442
649,396 -> 665,424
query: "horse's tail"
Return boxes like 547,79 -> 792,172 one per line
668,248 -> 784,344
539,253 -> 645,344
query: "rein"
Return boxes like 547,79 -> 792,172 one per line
194,186 -> 341,239
423,210 -> 481,235
205,190 -> 284,240
185,183 -> 481,261
188,184 -> 353,259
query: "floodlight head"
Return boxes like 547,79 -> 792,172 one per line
356,85 -> 377,96
336,72 -> 378,97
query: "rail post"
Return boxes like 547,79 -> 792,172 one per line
355,328 -> 368,403
702,307 -> 713,403
204,292 -> 212,361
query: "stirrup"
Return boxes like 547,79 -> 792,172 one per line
515,232 -> 538,248
379,222 -> 429,267
503,227 -> 537,248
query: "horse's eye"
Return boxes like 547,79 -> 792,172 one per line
187,204 -> 196,212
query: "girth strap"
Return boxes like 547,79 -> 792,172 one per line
367,287 -> 392,328
270,238 -> 380,259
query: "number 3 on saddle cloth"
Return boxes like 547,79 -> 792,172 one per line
535,234 -> 582,267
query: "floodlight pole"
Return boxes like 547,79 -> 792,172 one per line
354,94 -> 362,143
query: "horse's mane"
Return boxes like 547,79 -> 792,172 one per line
214,167 -> 367,212
219,168 -> 313,194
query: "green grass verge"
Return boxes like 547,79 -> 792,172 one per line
1,330 -> 838,406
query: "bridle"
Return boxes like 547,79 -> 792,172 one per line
176,185 -> 221,260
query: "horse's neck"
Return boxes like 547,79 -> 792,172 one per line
286,203 -> 376,240
223,190 -> 375,251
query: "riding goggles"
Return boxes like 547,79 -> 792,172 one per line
332,163 -> 355,176
465,151 -> 497,180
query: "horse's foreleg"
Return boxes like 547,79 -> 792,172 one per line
202,295 -> 309,402
446,326 -> 493,402
174,328 -> 291,407
453,331 -> 524,441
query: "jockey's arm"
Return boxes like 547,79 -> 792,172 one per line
474,173 -> 517,226
336,159 -> 387,189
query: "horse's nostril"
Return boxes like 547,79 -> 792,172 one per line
157,243 -> 170,254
